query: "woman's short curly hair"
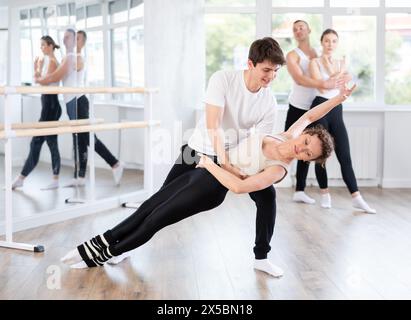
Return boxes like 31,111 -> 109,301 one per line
303,125 -> 335,166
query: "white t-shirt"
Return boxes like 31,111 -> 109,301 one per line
62,52 -> 77,103
188,70 -> 277,156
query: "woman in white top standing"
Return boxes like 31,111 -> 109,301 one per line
303,28 -> 375,213
285,20 -> 347,205
12,36 -> 62,190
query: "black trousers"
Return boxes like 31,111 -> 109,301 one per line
284,104 -> 310,192
21,94 -> 62,177
296,96 -> 359,194
107,145 -> 277,259
66,95 -> 118,178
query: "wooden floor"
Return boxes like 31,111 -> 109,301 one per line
0,187 -> 410,300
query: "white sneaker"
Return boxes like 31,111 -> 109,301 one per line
41,180 -> 59,190
253,259 -> 284,278
352,194 -> 376,214
293,191 -> 316,204
320,193 -> 332,208
112,162 -> 124,186
63,177 -> 86,188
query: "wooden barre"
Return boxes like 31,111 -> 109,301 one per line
0,86 -> 159,95
0,121 -> 160,139
0,118 -> 104,130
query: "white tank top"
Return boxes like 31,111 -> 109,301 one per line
228,132 -> 289,182
62,52 -> 77,103
314,59 -> 340,99
41,56 -> 60,87
288,47 -> 316,110
76,54 -> 86,93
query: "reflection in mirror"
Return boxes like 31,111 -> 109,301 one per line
5,1 -> 145,222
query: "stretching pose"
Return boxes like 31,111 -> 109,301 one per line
297,28 -> 375,213
12,36 -> 62,190
61,81 -> 355,275
62,37 -> 287,275
285,20 -> 347,205
35,29 -> 123,186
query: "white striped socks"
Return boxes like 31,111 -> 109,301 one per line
77,234 -> 110,262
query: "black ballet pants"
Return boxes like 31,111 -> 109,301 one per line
106,144 -> 277,259
288,98 -> 358,194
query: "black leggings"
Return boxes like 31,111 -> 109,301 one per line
21,94 -> 62,177
284,104 -> 310,192
66,95 -> 118,178
297,96 -> 358,194
106,145 -> 277,259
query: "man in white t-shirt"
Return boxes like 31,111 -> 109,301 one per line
162,38 -> 286,277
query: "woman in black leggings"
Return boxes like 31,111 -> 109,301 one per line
297,28 -> 375,213
12,36 -> 62,190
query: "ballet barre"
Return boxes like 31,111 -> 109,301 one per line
0,118 -> 104,130
0,86 -> 158,253
0,120 -> 159,139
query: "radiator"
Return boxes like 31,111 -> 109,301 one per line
307,126 -> 378,180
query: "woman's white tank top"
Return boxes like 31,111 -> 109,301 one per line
62,52 -> 77,103
288,47 -> 316,110
41,56 -> 60,87
228,132 -> 289,182
314,58 -> 340,99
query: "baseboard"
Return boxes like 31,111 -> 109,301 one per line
381,179 -> 411,188
279,177 -> 381,189
0,190 -> 149,236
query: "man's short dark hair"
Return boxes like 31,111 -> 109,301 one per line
66,28 -> 76,37
77,30 -> 87,42
293,20 -> 310,28
248,37 -> 285,67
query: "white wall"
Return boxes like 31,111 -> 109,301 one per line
145,0 -> 205,191
383,111 -> 411,188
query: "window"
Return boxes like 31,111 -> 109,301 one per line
85,30 -> 105,87
205,0 -> 255,6
109,0 -> 128,24
332,16 -> 376,102
330,0 -> 379,7
272,0 -> 324,7
43,6 -> 57,28
385,0 -> 411,6
205,13 -> 256,82
129,24 -> 144,104
385,13 -> 411,105
31,28 -> 43,60
20,10 -> 30,27
76,6 -> 86,30
86,4 -> 103,28
111,27 -> 131,100
57,4 -> 70,27
20,29 -> 32,84
130,0 -> 144,20
272,14 -> 323,104
30,8 -> 42,27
